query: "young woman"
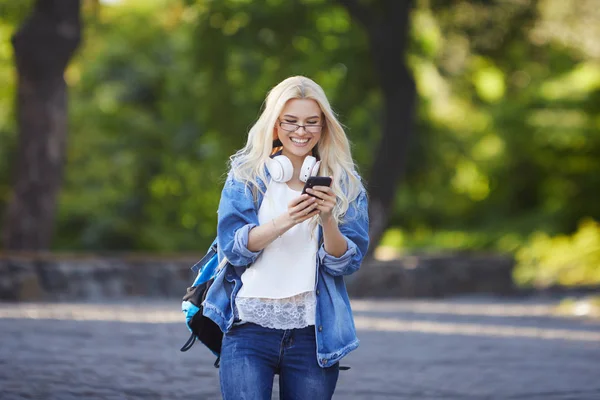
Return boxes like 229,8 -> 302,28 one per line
202,76 -> 369,399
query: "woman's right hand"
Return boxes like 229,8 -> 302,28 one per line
287,194 -> 320,225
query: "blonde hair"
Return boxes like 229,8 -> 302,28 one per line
228,76 -> 364,224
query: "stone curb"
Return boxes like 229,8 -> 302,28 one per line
0,253 -> 515,301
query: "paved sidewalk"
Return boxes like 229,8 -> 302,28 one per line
1,298 -> 599,400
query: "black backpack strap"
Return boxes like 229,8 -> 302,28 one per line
214,356 -> 221,369
180,333 -> 196,352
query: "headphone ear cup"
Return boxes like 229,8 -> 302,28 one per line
311,161 -> 321,178
299,156 -> 317,183
267,155 -> 293,182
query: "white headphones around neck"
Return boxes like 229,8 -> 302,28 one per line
267,155 -> 321,183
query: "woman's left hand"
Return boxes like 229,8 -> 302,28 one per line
305,181 -> 336,222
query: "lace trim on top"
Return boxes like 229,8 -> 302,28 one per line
236,291 -> 316,330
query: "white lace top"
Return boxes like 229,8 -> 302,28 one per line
235,180 -> 318,329
236,291 -> 317,329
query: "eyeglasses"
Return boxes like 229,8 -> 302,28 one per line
278,120 -> 323,134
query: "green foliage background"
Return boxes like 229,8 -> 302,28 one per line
1,0 -> 598,286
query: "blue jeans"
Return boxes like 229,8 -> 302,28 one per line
219,323 -> 339,400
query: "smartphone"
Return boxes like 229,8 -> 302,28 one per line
302,176 -> 332,197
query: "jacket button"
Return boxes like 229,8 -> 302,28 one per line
318,325 -> 323,332
316,289 -> 320,295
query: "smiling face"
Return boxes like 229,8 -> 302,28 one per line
275,98 -> 323,162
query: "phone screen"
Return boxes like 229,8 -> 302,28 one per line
302,176 -> 332,196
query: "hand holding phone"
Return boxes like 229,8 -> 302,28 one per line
302,176 -> 332,197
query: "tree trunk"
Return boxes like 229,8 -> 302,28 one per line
2,0 -> 81,250
337,0 -> 416,257
368,72 -> 416,256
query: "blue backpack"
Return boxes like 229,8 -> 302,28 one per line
180,241 -> 224,365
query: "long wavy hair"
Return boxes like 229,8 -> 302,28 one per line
228,76 -> 364,224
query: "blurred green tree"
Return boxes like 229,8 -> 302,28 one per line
0,0 -> 597,289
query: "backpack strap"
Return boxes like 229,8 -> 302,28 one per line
180,332 -> 196,352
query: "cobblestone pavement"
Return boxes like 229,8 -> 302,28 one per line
1,297 -> 599,400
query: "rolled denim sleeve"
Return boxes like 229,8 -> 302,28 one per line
319,190 -> 369,276
318,236 -> 357,268
232,223 -> 260,261
217,175 -> 263,267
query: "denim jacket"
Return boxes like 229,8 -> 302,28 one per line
202,168 -> 370,368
